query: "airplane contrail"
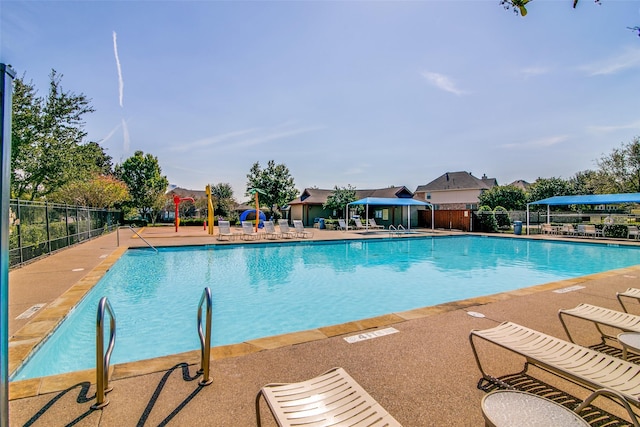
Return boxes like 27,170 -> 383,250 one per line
122,118 -> 130,152
112,31 -> 124,107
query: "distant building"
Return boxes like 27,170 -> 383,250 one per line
288,186 -> 415,226
414,171 -> 498,210
508,179 -> 531,191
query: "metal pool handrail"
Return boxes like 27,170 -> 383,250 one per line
197,287 -> 213,386
116,225 -> 158,253
92,296 -> 116,409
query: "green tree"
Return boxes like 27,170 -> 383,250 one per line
115,150 -> 169,221
210,182 -> 235,217
10,70 -> 99,200
568,170 -> 599,195
527,177 -> 572,206
501,0 -> 600,17
595,136 -> 640,193
323,185 -> 357,217
477,185 -> 527,210
51,174 -> 130,208
245,160 -> 298,219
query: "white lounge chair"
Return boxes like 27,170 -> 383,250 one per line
217,220 -> 240,241
256,367 -> 402,427
292,220 -> 313,238
541,224 -> 556,235
470,321 -> 640,413
353,218 -> 366,230
560,224 -> 575,235
618,288 -> 640,313
578,224 -> 601,237
241,221 -> 260,240
559,303 -> 640,343
337,219 -> 347,231
368,218 -> 384,229
629,226 -> 640,240
277,220 -> 296,239
263,221 -> 281,239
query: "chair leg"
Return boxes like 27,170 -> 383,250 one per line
255,390 -> 264,427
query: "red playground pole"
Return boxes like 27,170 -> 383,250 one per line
173,195 -> 195,232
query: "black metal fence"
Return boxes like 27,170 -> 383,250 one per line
9,199 -> 120,268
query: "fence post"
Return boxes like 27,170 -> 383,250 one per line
65,204 -> 70,247
45,201 -> 51,255
16,199 -> 22,265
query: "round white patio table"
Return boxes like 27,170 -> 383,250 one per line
481,390 -> 589,427
618,332 -> 640,360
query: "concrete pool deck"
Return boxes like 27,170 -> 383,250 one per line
7,224 -> 640,426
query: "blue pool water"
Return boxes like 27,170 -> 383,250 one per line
13,236 -> 640,380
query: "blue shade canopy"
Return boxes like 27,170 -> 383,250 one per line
348,197 -> 431,206
529,193 -> 640,206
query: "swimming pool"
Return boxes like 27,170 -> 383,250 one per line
12,236 -> 640,380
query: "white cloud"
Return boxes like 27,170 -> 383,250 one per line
173,124 -> 325,152
580,47 -> 640,76
587,120 -> 640,133
500,135 -> 569,149
520,66 -> 551,77
421,71 -> 467,96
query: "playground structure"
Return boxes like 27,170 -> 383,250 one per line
205,185 -> 215,235
172,194 -> 195,232
239,210 -> 266,228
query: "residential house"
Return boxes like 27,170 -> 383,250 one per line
414,171 -> 497,210
508,179 -> 531,192
287,186 -> 418,226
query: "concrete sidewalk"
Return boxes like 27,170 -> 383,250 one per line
7,226 -> 640,426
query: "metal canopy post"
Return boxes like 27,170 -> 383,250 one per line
1,63 -> 16,427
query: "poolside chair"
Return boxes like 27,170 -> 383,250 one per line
470,321 -> 640,411
353,218 -> 366,230
618,288 -> 640,313
629,226 -> 640,240
559,303 -> 640,343
241,221 -> 260,241
540,224 -> 555,235
337,219 -> 347,231
292,220 -> 313,238
263,221 -> 281,240
560,224 -> 575,235
277,220 -> 296,239
579,224 -> 601,238
368,218 -> 384,230
217,220 -> 239,241
255,367 -> 403,427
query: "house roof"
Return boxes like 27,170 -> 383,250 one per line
415,171 -> 497,192
508,180 -> 531,191
288,186 -> 414,205
166,187 -> 207,199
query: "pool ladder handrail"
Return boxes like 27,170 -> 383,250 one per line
197,287 -> 213,386
116,225 -> 158,253
93,296 -> 116,409
388,224 -> 405,237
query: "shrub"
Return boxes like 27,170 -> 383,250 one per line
477,206 -> 498,233
493,206 -> 511,229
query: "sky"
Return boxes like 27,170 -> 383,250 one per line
1,0 -> 640,202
